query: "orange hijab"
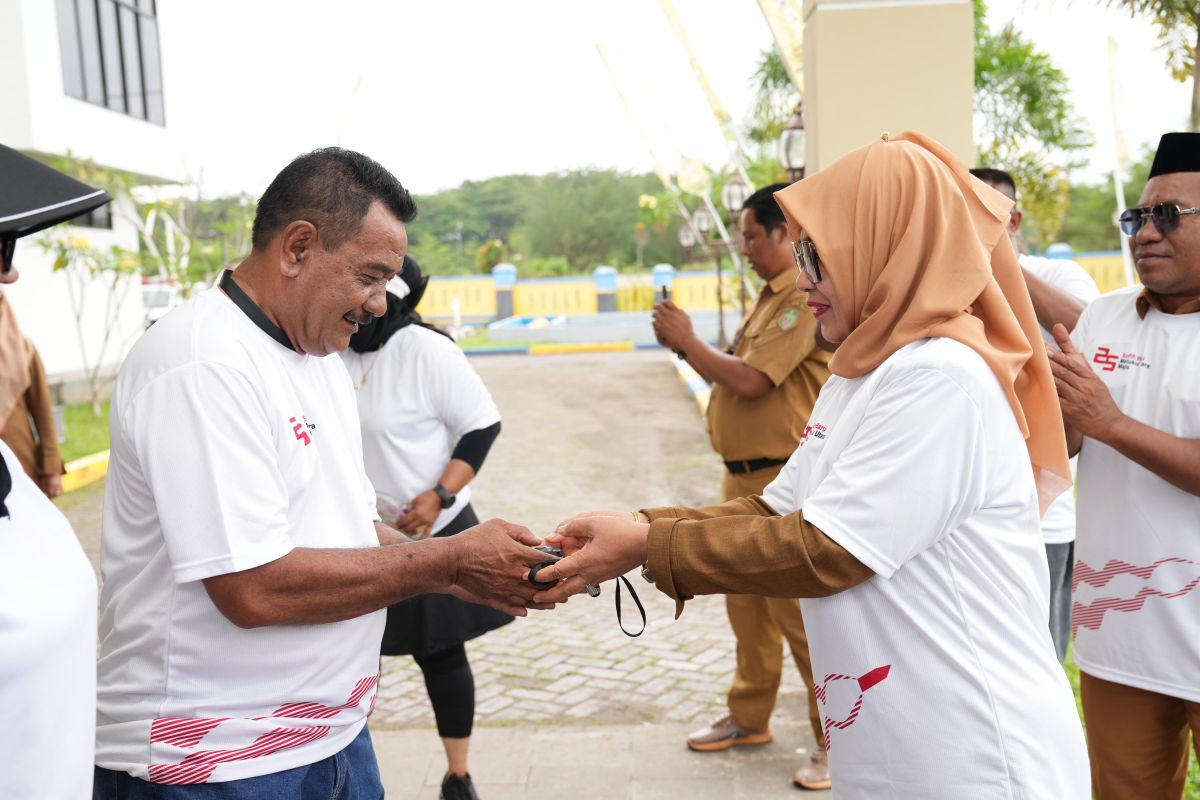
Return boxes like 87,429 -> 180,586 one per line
774,131 -> 1070,513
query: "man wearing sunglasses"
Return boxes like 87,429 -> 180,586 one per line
970,167 -> 1101,666
652,184 -> 834,791
1049,132 -> 1200,799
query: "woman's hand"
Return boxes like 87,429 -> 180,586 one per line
554,509 -> 647,535
531,515 -> 651,602
395,490 -> 442,539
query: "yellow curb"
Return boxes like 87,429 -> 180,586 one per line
528,341 -> 634,355
62,449 -> 110,494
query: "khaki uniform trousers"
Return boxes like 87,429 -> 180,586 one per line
1081,671 -> 1200,799
721,466 -> 822,745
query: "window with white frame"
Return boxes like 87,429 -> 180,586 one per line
55,0 -> 165,125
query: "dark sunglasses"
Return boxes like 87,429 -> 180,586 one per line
792,239 -> 822,284
1118,203 -> 1200,237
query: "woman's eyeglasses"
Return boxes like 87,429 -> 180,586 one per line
1118,203 -> 1200,237
792,239 -> 822,284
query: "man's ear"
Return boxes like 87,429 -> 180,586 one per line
770,222 -> 789,243
278,220 -> 317,278
1008,210 -> 1023,237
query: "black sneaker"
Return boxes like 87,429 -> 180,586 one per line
440,772 -> 480,800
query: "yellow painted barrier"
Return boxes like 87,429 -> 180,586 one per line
62,449 -> 109,493
419,277 -> 497,319
671,272 -> 741,312
1076,254 -> 1132,295
617,279 -> 655,312
529,342 -> 635,355
514,280 -> 597,316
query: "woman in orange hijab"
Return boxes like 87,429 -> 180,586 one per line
537,133 -> 1089,798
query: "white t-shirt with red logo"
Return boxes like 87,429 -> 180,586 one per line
97,290 -> 384,784
1070,285 -> 1200,701
1020,254 -> 1101,545
763,338 -> 1089,799
340,324 -> 500,534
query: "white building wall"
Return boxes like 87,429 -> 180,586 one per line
0,0 -> 186,181
6,196 -> 146,392
0,0 -> 186,383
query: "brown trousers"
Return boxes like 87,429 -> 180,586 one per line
1081,671 -> 1200,799
721,467 -> 822,745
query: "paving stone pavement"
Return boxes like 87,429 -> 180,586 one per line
58,350 -> 828,798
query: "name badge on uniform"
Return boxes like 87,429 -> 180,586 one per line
778,307 -> 801,331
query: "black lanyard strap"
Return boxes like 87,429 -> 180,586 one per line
615,575 -> 647,637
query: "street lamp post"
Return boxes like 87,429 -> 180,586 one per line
779,104 -> 807,183
720,174 -> 752,317
677,220 -> 697,264
691,206 -> 728,350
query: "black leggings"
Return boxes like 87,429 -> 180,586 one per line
413,643 -> 475,739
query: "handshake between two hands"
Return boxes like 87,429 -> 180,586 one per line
446,510 -> 652,618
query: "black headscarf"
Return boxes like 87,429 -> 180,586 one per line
348,255 -> 452,353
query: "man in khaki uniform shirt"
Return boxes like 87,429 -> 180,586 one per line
653,183 -> 833,790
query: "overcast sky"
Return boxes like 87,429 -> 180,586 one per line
155,0 -> 1192,197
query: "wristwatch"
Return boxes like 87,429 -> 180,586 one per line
433,483 -> 456,509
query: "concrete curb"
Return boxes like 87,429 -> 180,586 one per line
464,341 -> 666,357
671,357 -> 711,416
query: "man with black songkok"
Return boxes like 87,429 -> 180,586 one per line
1049,132 -> 1200,798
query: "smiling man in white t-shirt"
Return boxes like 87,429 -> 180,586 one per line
1049,132 -> 1200,799
972,167 -> 1100,662
94,149 -> 551,799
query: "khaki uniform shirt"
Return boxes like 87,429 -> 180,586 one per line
706,270 -> 830,462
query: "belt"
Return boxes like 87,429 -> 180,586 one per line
724,457 -> 788,475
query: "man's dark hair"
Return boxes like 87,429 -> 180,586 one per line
251,147 -> 417,251
969,168 -> 1018,201
741,182 -> 790,231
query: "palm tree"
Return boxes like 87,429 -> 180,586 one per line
1104,0 -> 1200,130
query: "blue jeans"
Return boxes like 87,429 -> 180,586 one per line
1046,541 -> 1074,663
93,724 -> 384,800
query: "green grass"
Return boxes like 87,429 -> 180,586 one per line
1063,648 -> 1200,798
454,330 -> 541,351
60,400 -> 110,463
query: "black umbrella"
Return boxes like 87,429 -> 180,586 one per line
0,143 -> 112,274
0,144 -> 110,515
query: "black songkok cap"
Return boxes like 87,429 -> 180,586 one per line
1148,132 -> 1200,178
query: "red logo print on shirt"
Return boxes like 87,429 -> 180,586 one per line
289,415 -> 316,446
1092,347 -> 1120,372
1091,347 -> 1151,373
800,422 -> 828,447
147,675 -> 379,784
1072,558 -> 1200,637
812,664 -> 891,749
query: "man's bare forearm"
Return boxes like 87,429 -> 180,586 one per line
1090,415 -> 1200,496
682,335 -> 771,399
204,538 -> 458,628
1024,268 -> 1087,333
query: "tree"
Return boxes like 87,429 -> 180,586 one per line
1103,0 -> 1200,130
974,0 -> 1091,248
1058,147 -> 1156,251
475,238 -> 507,272
40,233 -> 140,417
746,49 -> 799,150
